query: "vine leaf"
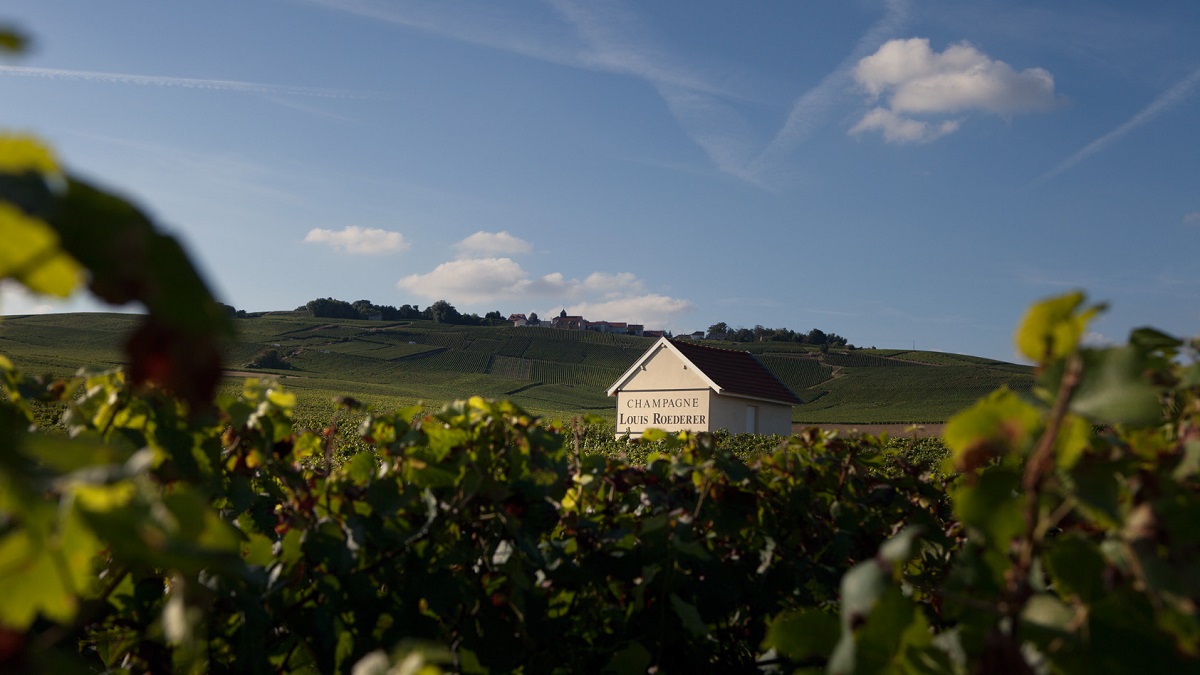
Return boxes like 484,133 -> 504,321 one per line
1067,347 -> 1162,426
0,499 -> 104,628
763,607 -> 840,662
0,134 -> 232,409
1015,291 -> 1103,365
943,388 -> 1041,472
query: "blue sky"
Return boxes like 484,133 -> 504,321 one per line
2,0 -> 1198,361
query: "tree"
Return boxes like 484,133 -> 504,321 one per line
527,312 -> 540,326
306,297 -> 360,319
806,328 -> 827,345
351,299 -> 376,318
425,299 -> 461,324
707,322 -> 729,340
246,348 -> 290,369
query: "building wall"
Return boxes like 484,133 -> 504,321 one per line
621,343 -> 710,391
615,389 -> 711,437
708,395 -> 792,436
757,400 -> 794,436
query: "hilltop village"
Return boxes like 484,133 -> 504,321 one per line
507,310 -> 665,338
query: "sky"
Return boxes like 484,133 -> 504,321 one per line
1,0 -> 1198,362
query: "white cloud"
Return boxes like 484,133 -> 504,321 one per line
1184,212 -> 1200,224
850,38 -> 1057,143
454,231 -> 532,258
397,257 -> 691,327
303,226 -> 410,254
398,258 -> 536,304
849,108 -> 960,144
1,280 -> 58,315
565,294 -> 694,328
581,272 -> 643,298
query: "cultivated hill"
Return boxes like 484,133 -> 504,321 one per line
0,312 -> 1033,424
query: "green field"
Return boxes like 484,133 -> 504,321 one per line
0,312 -> 1033,424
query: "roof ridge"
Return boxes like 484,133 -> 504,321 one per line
667,337 -> 751,354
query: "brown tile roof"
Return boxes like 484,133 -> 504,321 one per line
668,339 -> 801,405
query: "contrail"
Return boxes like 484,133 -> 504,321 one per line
0,64 -> 383,99
1035,66 -> 1200,184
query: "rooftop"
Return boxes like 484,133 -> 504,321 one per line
666,339 -> 802,405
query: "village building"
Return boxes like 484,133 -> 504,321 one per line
550,309 -> 586,330
606,337 -> 800,437
513,309 -> 653,336
587,321 -> 644,336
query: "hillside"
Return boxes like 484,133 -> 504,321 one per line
0,312 -> 1033,424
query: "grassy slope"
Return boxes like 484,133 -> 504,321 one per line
0,312 -> 1032,424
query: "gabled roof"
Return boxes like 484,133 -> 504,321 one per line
607,338 -> 801,405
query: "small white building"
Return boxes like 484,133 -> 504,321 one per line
606,338 -> 800,437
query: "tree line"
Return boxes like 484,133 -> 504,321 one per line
293,300 -> 856,345
299,297 -> 506,326
706,322 -> 851,347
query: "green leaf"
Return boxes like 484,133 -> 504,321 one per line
640,428 -> 669,443
0,202 -> 81,297
830,586 -> 923,675
602,641 -> 652,674
0,500 -> 103,628
1014,291 -> 1103,364
1068,459 -> 1122,528
1044,534 -> 1106,604
764,608 -> 840,661
1128,327 -> 1181,353
1021,593 -> 1074,633
266,387 -> 296,410
344,451 -> 377,485
1181,364 -> 1200,388
20,432 -> 135,472
240,530 -> 275,567
0,134 -> 58,173
943,388 -> 1041,472
1068,347 -> 1162,426
670,593 -> 708,637
1055,414 -> 1092,470
951,466 -> 1023,553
